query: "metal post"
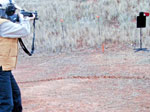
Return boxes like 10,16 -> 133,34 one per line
61,22 -> 65,39
140,28 -> 142,49
97,17 -> 100,36
135,28 -> 148,52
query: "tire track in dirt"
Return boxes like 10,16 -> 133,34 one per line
18,75 -> 150,84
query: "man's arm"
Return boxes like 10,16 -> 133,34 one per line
0,19 -> 30,38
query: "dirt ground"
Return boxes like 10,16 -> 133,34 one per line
13,44 -> 150,112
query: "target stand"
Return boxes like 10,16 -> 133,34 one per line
135,12 -> 149,52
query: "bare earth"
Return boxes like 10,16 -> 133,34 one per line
13,44 -> 150,112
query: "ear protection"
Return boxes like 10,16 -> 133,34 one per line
5,0 -> 16,16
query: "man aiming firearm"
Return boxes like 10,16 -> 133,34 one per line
0,0 -> 35,111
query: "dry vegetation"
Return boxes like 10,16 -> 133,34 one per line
16,0 -> 150,52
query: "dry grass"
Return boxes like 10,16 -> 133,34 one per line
15,0 -> 150,52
